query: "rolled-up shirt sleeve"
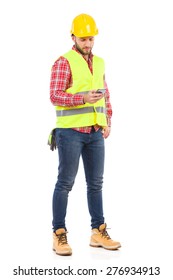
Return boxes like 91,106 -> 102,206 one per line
104,79 -> 112,127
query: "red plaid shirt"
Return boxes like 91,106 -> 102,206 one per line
50,46 -> 112,133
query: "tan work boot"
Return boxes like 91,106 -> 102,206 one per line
53,228 -> 72,256
90,223 -> 121,250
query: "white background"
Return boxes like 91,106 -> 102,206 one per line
0,0 -> 173,279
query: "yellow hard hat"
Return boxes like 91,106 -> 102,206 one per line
71,14 -> 98,37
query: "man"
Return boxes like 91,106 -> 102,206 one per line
49,14 -> 121,256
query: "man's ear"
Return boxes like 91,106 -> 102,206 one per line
71,34 -> 75,42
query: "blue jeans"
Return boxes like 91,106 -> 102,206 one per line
52,128 -> 105,231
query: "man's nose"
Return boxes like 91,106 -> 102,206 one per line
85,39 -> 92,46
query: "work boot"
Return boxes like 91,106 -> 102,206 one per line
90,223 -> 121,250
53,228 -> 72,256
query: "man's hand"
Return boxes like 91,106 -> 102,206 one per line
83,90 -> 103,104
101,126 -> 111,139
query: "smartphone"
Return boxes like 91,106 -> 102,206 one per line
96,88 -> 106,94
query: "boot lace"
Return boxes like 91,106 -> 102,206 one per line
57,233 -> 68,245
100,228 -> 111,240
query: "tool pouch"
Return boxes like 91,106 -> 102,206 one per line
48,129 -> 56,151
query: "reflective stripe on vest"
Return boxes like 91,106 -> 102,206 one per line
56,106 -> 106,116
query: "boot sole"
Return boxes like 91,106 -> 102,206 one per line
90,242 -> 121,250
53,248 -> 72,256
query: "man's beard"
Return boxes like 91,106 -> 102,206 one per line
75,42 -> 91,55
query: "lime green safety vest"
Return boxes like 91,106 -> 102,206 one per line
55,50 -> 107,128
